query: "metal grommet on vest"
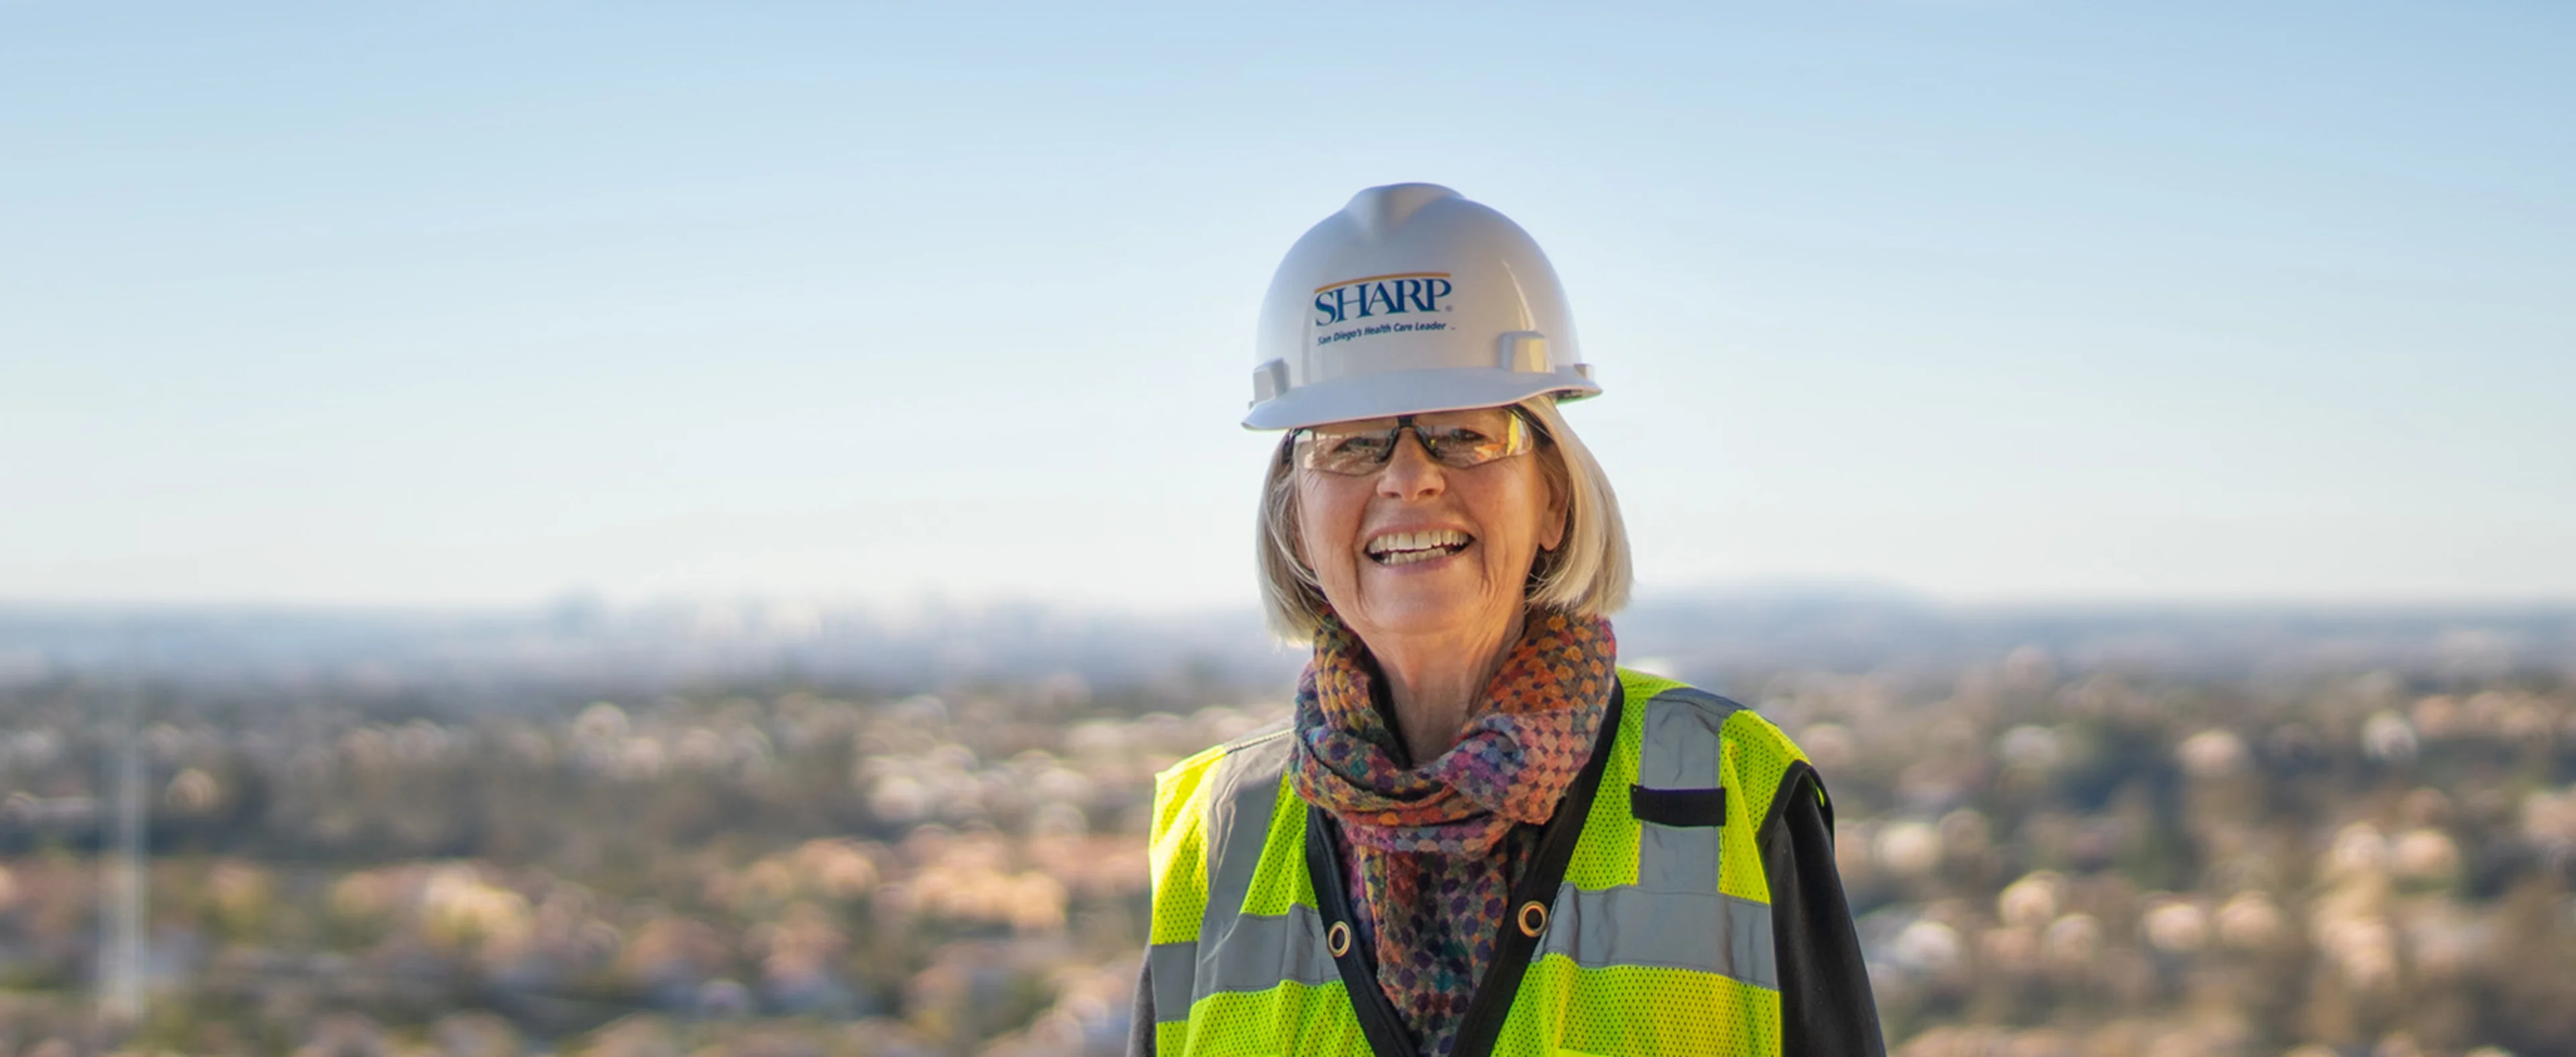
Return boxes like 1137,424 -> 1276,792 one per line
1517,900 -> 1549,938
1326,920 -> 1352,957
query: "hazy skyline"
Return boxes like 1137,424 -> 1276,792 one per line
5,3 -> 2571,609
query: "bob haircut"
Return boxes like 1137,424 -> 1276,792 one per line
1255,396 -> 1632,642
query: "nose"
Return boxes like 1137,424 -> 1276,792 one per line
1375,430 -> 1447,502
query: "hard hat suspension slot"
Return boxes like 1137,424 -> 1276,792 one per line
1497,331 -> 1552,374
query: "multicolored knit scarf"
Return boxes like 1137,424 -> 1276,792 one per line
1287,608 -> 1615,1057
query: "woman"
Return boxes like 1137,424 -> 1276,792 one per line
1131,184 -> 1882,1057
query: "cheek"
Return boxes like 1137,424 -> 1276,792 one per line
1294,479 -> 1360,575
1470,470 -> 1550,562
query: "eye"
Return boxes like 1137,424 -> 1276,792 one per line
1334,435 -> 1394,459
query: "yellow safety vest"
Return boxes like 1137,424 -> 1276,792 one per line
1144,671 -> 1812,1056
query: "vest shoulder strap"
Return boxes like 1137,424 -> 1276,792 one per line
1147,719 -> 1293,948
1618,671 -> 1814,840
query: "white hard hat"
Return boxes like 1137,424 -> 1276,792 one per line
1244,182 -> 1598,431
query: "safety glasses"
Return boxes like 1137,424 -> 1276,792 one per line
1289,407 -> 1544,476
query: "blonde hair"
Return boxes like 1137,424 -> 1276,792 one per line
1254,397 -> 1631,642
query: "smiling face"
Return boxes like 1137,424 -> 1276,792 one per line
1292,406 -> 1569,647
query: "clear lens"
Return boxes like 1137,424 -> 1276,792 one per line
1293,409 -> 1533,475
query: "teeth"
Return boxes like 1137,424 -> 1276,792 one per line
1366,529 -> 1472,563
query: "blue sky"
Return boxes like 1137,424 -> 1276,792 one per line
4,2 -> 2570,608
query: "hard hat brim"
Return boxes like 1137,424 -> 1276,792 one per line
1241,366 -> 1600,431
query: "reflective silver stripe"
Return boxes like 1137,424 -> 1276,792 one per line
1640,686 -> 1739,787
1636,690 -> 1741,893
1637,822 -> 1717,894
1198,901 -> 1340,995
1148,940 -> 1198,1023
1536,883 -> 1779,991
1539,687 -> 1776,991
1191,728 -> 1296,1007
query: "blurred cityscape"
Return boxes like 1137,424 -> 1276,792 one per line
0,596 -> 2571,1057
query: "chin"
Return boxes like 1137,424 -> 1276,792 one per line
1349,583 -> 1502,636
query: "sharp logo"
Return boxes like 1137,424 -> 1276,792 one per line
1312,272 -> 1453,326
